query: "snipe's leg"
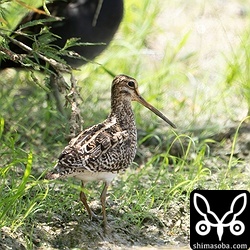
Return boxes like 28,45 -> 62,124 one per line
100,181 -> 109,229
80,181 -> 95,220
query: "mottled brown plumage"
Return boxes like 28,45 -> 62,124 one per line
47,74 -> 176,229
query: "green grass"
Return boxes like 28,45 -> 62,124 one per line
225,27 -> 250,115
0,0 -> 250,249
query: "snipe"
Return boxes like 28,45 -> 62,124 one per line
46,74 -> 176,229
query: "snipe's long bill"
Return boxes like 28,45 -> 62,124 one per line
46,74 -> 176,231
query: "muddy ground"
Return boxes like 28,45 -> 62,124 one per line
1,123 -> 249,249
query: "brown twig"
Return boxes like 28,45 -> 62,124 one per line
0,46 -> 24,62
7,35 -> 71,73
65,74 -> 83,138
14,0 -> 47,15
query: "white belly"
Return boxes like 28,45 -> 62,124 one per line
70,171 -> 118,184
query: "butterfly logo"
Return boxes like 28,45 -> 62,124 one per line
193,193 -> 247,241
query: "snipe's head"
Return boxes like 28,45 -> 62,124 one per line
112,74 -> 176,128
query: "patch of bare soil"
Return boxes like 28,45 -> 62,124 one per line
209,124 -> 250,163
0,200 -> 189,250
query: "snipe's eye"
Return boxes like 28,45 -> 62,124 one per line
128,81 -> 135,88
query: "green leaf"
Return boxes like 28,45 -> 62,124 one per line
18,17 -> 61,31
62,37 -> 105,50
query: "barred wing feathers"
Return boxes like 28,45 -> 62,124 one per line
52,117 -> 132,177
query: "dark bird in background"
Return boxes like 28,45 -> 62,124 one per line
1,0 -> 124,68
0,0 -> 124,112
